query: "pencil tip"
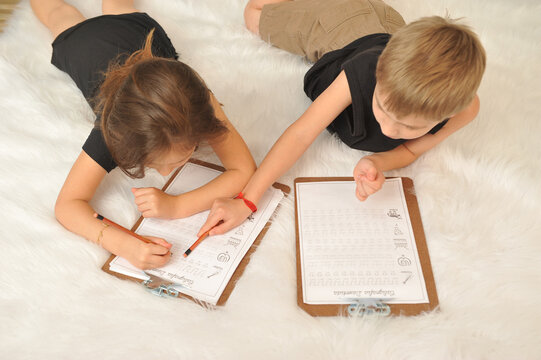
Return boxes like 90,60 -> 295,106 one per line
183,249 -> 191,257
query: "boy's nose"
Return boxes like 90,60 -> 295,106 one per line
381,125 -> 400,139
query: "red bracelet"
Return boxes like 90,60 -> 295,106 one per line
234,192 -> 257,213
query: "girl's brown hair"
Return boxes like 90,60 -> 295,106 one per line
376,16 -> 486,122
95,29 -> 228,178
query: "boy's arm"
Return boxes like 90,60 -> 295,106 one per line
199,71 -> 353,235
55,151 -> 172,269
355,95 -> 480,199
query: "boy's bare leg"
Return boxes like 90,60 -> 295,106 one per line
102,0 -> 138,15
30,0 -> 85,39
244,0 -> 291,35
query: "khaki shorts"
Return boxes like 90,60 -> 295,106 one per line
259,0 -> 405,62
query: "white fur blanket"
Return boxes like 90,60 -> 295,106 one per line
1,0 -> 540,359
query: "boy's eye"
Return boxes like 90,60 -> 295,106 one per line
395,119 -> 424,131
393,119 -> 410,129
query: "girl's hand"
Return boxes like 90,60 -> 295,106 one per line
126,235 -> 172,270
198,198 -> 252,237
353,157 -> 385,201
132,187 -> 176,219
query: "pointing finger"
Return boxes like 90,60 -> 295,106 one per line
198,212 -> 223,237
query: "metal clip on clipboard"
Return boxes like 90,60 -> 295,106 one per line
346,299 -> 392,317
142,274 -> 180,298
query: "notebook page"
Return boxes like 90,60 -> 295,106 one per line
296,178 -> 429,305
109,162 -> 284,305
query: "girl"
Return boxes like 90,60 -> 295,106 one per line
31,0 -> 256,269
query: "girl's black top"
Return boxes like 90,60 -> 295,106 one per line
51,12 -> 178,172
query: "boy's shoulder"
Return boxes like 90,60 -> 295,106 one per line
304,33 -> 390,100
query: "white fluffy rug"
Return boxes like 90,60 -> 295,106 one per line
1,0 -> 540,359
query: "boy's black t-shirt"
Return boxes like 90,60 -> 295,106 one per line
304,33 -> 447,152
51,13 -> 178,172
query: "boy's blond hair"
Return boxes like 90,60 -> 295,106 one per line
376,16 -> 486,122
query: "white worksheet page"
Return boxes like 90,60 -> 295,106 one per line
109,162 -> 284,305
296,178 -> 429,305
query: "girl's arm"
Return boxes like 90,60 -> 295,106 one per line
55,151 -> 172,269
199,70 -> 353,235
354,95 -> 481,200
132,92 -> 258,219
163,92 -> 258,218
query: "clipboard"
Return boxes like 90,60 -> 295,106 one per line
294,177 -> 438,317
102,158 -> 290,306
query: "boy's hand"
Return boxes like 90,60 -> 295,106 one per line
127,235 -> 172,270
353,157 -> 385,201
198,198 -> 252,237
132,187 -> 176,219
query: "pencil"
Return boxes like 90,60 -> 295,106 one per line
183,220 -> 224,258
183,230 -> 210,257
94,213 -> 153,244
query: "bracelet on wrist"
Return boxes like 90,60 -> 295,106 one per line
234,192 -> 257,213
96,223 -> 109,247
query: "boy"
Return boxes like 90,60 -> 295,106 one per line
199,0 -> 486,235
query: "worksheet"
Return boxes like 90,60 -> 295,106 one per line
296,178 -> 429,305
109,162 -> 284,305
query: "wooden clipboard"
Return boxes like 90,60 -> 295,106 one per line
294,177 -> 438,316
102,158 -> 290,306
